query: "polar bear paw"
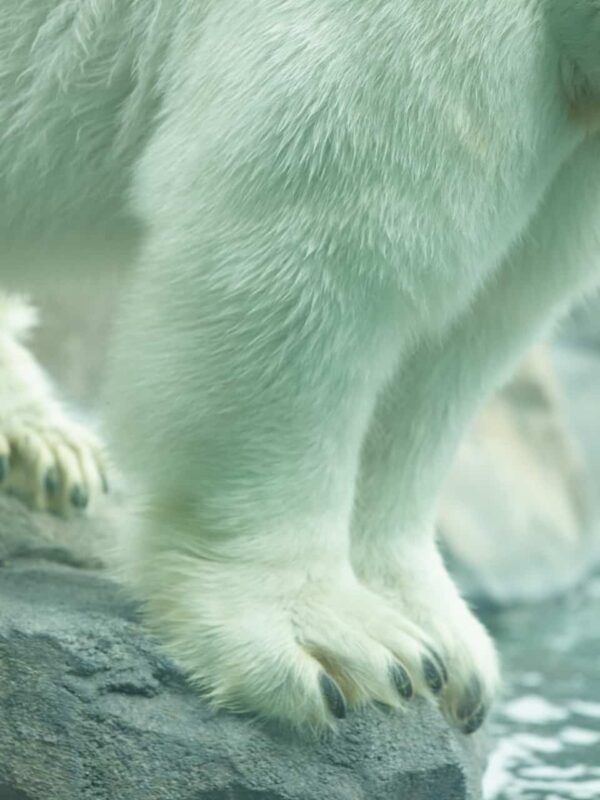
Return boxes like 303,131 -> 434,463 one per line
355,543 -> 500,734
0,293 -> 108,514
131,552 -> 450,730
0,415 -> 108,514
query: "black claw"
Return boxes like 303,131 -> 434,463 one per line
70,485 -> 89,509
456,676 -> 484,725
45,467 -> 59,496
391,663 -> 413,700
428,649 -> 448,685
461,705 -> 486,735
319,673 -> 346,720
422,656 -> 444,695
0,455 -> 8,483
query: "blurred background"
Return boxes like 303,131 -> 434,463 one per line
15,267 -> 600,800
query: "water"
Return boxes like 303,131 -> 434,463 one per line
482,570 -> 600,799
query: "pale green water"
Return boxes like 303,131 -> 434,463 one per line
482,570 -> 600,800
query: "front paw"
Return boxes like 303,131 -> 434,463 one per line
0,415 -> 109,515
433,607 -> 499,734
356,546 -> 500,734
0,297 -> 109,515
127,550 -> 450,730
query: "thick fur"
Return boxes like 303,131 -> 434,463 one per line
2,0 -> 600,730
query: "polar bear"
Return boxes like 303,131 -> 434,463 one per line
1,0 -> 600,733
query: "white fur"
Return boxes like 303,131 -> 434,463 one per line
2,0 -> 600,730
0,291 -> 107,512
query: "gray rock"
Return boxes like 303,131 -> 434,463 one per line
0,497 -> 485,800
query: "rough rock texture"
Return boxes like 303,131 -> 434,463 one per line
0,496 -> 485,800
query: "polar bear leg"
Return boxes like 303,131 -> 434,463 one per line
351,137 -> 600,733
105,214 -> 453,728
0,292 -> 108,514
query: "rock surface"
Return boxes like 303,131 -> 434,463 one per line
0,496 -> 485,800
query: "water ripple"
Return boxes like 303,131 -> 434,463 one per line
481,572 -> 600,800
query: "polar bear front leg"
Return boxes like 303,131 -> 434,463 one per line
352,137 -> 600,734
106,218 -> 452,728
351,336 -> 502,735
121,523 -> 443,728
0,292 -> 107,513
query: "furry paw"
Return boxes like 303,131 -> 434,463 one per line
0,293 -> 108,514
355,542 -> 500,734
0,416 -> 108,514
128,548 -> 451,729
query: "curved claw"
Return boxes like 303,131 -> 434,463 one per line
70,484 -> 89,510
456,676 -> 486,733
422,655 -> 445,695
44,466 -> 59,496
391,662 -> 413,700
319,672 -> 347,719
0,455 -> 8,483
460,704 -> 487,735
427,648 -> 448,686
